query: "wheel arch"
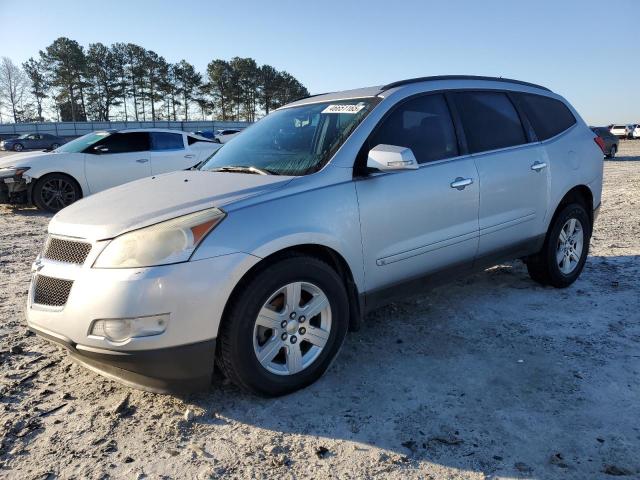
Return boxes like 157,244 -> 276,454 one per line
548,184 -> 594,232
221,244 -> 363,335
29,171 -> 85,206
32,171 -> 85,197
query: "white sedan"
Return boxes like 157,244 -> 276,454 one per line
0,129 -> 221,212
214,129 -> 241,144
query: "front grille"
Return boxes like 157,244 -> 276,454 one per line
42,237 -> 92,265
33,275 -> 74,307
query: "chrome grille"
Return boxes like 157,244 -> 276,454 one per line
42,237 -> 92,265
33,275 -> 74,307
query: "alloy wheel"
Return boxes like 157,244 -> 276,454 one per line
40,178 -> 77,210
253,281 -> 332,375
556,218 -> 584,275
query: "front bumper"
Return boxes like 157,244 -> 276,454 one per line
30,325 -> 215,393
26,246 -> 259,392
0,175 -> 30,205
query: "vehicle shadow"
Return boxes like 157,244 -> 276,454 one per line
185,255 -> 640,478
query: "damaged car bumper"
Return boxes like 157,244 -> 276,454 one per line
0,167 -> 31,205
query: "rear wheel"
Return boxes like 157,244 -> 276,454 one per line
526,202 -> 591,288
33,173 -> 82,212
13,143 -> 23,152
217,255 -> 349,396
50,143 -> 60,150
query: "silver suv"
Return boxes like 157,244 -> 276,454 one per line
26,76 -> 604,396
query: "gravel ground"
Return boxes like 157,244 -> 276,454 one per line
1,142 -> 639,479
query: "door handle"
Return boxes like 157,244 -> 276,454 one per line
531,161 -> 547,172
184,154 -> 195,159
450,177 -> 473,190
135,158 -> 149,163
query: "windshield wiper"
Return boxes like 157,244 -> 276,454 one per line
210,166 -> 277,176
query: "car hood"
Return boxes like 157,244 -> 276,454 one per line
0,151 -> 53,168
49,170 -> 293,240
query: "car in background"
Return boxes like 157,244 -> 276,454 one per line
0,128 -> 220,212
0,133 -> 66,152
632,124 -> 640,139
194,130 -> 215,140
609,124 -> 632,139
591,127 -> 619,158
214,129 -> 241,143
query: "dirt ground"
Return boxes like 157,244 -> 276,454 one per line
0,142 -> 639,480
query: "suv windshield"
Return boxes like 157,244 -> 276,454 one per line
55,131 -> 111,153
199,98 -> 380,176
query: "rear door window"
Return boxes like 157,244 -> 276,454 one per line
453,91 -> 527,153
513,93 -> 576,141
150,132 -> 185,150
369,93 -> 459,164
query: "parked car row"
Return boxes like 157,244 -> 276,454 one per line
608,124 -> 640,139
590,127 -> 619,158
21,75 -> 604,396
0,129 -> 220,211
194,128 -> 242,143
0,133 -> 66,151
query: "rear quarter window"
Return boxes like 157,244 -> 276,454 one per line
187,136 -> 213,145
514,93 -> 576,141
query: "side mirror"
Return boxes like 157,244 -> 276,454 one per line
366,144 -> 418,172
93,145 -> 109,154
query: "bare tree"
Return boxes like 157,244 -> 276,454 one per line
0,57 -> 30,123
23,57 -> 49,122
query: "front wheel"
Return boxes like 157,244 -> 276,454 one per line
526,203 -> 591,288
32,173 -> 82,212
217,255 -> 349,396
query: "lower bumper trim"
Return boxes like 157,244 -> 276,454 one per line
30,327 -> 216,394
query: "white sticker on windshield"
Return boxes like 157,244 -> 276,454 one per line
321,104 -> 366,114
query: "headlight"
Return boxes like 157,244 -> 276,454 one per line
94,207 -> 225,268
0,166 -> 30,178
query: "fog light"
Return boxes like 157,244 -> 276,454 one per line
90,314 -> 168,342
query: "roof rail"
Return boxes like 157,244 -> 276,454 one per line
381,75 -> 551,92
292,91 -> 334,102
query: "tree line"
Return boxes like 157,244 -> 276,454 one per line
0,37 -> 309,124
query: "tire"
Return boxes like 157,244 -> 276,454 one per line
51,143 -> 60,150
526,202 -> 591,288
13,143 -> 23,152
607,145 -> 616,159
32,173 -> 82,212
217,255 -> 349,396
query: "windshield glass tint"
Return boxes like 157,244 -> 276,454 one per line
199,98 -> 379,176
55,131 -> 111,153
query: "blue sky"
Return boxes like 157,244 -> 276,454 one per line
0,0 -> 637,125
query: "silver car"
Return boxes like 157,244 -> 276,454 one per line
26,76 -> 604,396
